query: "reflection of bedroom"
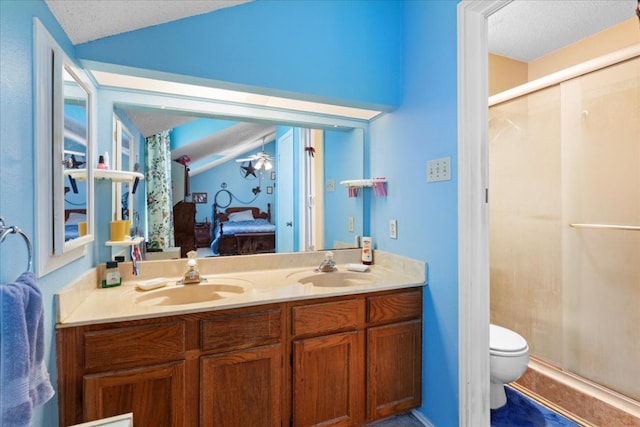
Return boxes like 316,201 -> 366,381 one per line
116,105 -> 363,259
166,117 -> 278,257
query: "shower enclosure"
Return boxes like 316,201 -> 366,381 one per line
489,55 -> 639,402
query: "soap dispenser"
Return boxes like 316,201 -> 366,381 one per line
182,250 -> 201,284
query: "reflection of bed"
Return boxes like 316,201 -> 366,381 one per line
210,204 -> 275,255
64,209 -> 86,241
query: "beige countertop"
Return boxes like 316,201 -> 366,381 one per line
56,249 -> 427,327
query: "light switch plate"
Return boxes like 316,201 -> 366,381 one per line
389,219 -> 397,239
427,157 -> 451,182
327,178 -> 336,192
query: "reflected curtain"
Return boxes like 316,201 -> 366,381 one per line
145,131 -> 174,248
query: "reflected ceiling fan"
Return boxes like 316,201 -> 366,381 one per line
235,139 -> 274,172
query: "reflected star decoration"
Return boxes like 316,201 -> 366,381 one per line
241,161 -> 257,178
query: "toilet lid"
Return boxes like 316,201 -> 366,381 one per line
490,324 -> 528,353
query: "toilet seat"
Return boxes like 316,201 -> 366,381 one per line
490,324 -> 528,357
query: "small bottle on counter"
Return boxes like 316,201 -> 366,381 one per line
361,236 -> 373,265
101,261 -> 122,288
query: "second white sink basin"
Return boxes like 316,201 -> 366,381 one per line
135,281 -> 247,306
293,271 -> 379,287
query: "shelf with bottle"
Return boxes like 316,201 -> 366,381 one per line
339,178 -> 387,188
339,178 -> 387,197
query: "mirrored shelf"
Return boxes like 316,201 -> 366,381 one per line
65,169 -> 144,183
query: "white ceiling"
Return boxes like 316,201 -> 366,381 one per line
45,0 -> 637,165
488,0 -> 636,62
45,0 -> 252,44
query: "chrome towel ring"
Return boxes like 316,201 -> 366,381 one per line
0,217 -> 33,272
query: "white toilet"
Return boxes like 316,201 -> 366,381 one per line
490,324 -> 529,409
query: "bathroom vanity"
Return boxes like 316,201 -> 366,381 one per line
55,250 -> 426,427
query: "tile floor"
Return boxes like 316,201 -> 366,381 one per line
364,413 -> 424,427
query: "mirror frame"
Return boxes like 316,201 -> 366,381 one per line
34,19 -> 95,276
112,114 -> 135,223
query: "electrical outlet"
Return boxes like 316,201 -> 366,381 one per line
327,178 -> 336,192
348,216 -> 354,232
427,156 -> 451,182
389,219 -> 397,239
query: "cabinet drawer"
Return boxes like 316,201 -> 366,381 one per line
292,299 -> 363,337
84,321 -> 186,372
201,307 -> 281,352
367,289 -> 422,324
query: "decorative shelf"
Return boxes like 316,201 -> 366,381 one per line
340,178 -> 387,197
65,169 -> 144,183
105,236 -> 144,247
340,178 -> 387,188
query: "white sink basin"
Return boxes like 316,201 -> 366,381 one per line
291,271 -> 379,287
134,281 -> 247,306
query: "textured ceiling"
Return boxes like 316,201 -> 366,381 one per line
489,0 -> 636,62
45,0 -> 252,44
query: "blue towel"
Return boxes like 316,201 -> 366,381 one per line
1,272 -> 54,427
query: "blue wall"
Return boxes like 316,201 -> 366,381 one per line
0,1 -> 461,425
370,2 -> 460,425
75,0 -> 403,111
324,128 -> 365,248
0,2 -> 94,426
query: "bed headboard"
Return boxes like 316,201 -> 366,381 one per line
213,203 -> 271,223
64,208 -> 87,222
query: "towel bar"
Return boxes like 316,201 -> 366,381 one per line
570,223 -> 640,232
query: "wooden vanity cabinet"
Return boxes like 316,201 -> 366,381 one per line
286,287 -> 423,426
83,361 -> 186,425
56,316 -> 191,426
289,298 -> 366,427
366,290 -> 423,421
57,287 -> 422,427
199,306 -> 284,427
56,304 -> 284,427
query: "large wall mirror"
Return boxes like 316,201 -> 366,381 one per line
34,19 -> 95,276
107,93 -> 366,257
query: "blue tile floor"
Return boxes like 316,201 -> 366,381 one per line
365,386 -> 579,427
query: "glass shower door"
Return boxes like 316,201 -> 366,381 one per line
562,57 -> 640,400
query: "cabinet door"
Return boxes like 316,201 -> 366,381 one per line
200,345 -> 282,427
292,331 -> 364,427
367,319 -> 422,421
83,361 -> 186,427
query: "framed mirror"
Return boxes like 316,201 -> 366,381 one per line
34,19 -> 95,276
112,101 -> 365,256
57,65 -> 93,252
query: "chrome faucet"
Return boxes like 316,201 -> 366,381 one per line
317,251 -> 336,272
